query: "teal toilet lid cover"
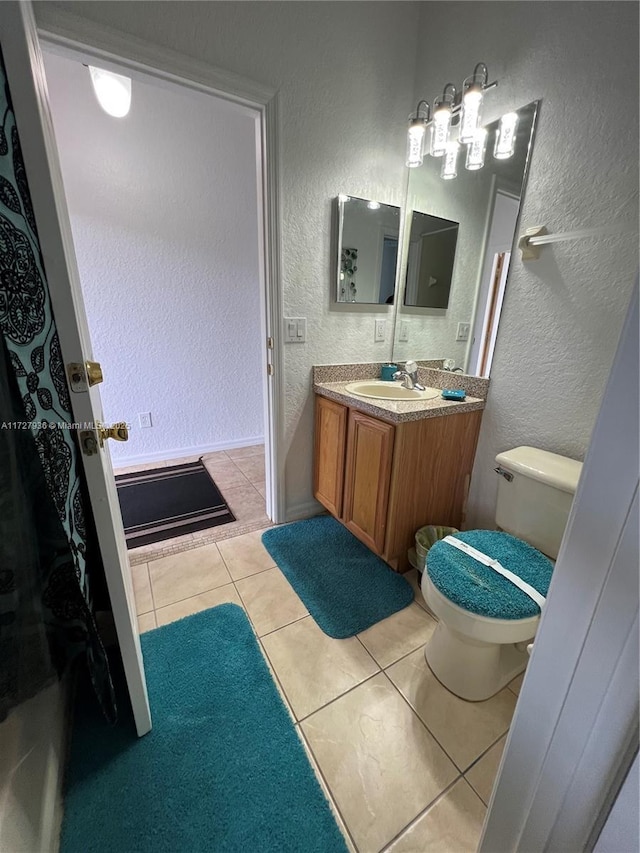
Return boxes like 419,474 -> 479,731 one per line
426,529 -> 553,620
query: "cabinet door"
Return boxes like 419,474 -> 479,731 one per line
384,409 -> 483,570
343,410 -> 394,554
314,396 -> 348,518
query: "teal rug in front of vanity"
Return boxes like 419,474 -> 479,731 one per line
60,605 -> 348,853
262,517 -> 414,638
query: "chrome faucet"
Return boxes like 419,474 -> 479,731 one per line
393,360 -> 425,391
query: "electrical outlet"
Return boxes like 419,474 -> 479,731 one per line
456,322 -> 471,342
284,318 -> 306,343
399,320 -> 410,342
374,319 -> 386,342
138,412 -> 152,429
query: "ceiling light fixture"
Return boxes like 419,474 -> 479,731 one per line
89,66 -> 132,118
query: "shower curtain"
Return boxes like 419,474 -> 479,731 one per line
0,47 -> 115,720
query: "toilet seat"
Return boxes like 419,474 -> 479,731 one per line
422,572 -> 540,645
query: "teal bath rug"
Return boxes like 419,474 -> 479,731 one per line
262,516 -> 414,638
61,605 -> 347,853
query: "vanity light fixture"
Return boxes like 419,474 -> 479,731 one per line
441,141 -> 459,180
367,201 -> 381,210
406,100 -> 431,168
466,127 -> 488,170
89,66 -> 132,118
431,84 -> 456,157
494,112 -> 519,159
459,62 -> 489,143
408,62 -> 498,179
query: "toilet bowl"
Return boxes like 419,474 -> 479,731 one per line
420,446 -> 582,702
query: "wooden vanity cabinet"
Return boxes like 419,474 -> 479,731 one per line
314,395 -> 483,572
314,396 -> 348,517
343,410 -> 394,554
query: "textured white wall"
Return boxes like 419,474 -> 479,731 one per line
39,1 -> 420,513
43,48 -> 263,465
411,1 -> 638,527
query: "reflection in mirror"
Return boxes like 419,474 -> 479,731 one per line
405,212 -> 459,308
393,101 -> 539,376
335,196 -> 400,304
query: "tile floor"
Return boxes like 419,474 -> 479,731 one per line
114,444 -> 271,566
131,527 -> 523,853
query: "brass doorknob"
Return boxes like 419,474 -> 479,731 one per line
86,361 -> 104,387
98,421 -> 129,447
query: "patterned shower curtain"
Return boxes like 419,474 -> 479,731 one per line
0,47 -> 115,720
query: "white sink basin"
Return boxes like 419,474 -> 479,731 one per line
344,380 -> 440,401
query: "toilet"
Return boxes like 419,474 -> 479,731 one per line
421,446 -> 583,701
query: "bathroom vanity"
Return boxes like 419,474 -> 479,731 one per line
313,366 -> 487,572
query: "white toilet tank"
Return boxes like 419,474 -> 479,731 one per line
494,446 -> 583,559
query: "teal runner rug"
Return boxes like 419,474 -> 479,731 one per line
262,516 -> 414,638
61,605 -> 347,853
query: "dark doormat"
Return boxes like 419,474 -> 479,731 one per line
115,459 -> 235,549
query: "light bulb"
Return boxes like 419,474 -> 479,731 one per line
494,112 -> 519,159
430,86 -> 455,157
406,121 -> 426,168
89,66 -> 131,118
441,141 -> 459,180
431,108 -> 451,157
460,86 -> 483,143
367,201 -> 381,210
466,128 -> 488,170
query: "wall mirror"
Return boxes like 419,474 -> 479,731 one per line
335,195 -> 400,304
405,212 -> 459,308
393,100 -> 539,376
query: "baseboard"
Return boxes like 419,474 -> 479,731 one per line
285,499 -> 323,523
112,436 -> 264,468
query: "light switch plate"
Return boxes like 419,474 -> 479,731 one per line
138,412 -> 152,429
284,318 -> 306,343
399,320 -> 410,342
456,322 -> 471,342
374,319 -> 386,342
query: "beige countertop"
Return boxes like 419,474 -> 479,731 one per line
313,380 -> 485,424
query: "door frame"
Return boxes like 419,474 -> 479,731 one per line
35,2 -> 285,525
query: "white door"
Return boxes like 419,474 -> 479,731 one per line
0,2 -> 151,736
